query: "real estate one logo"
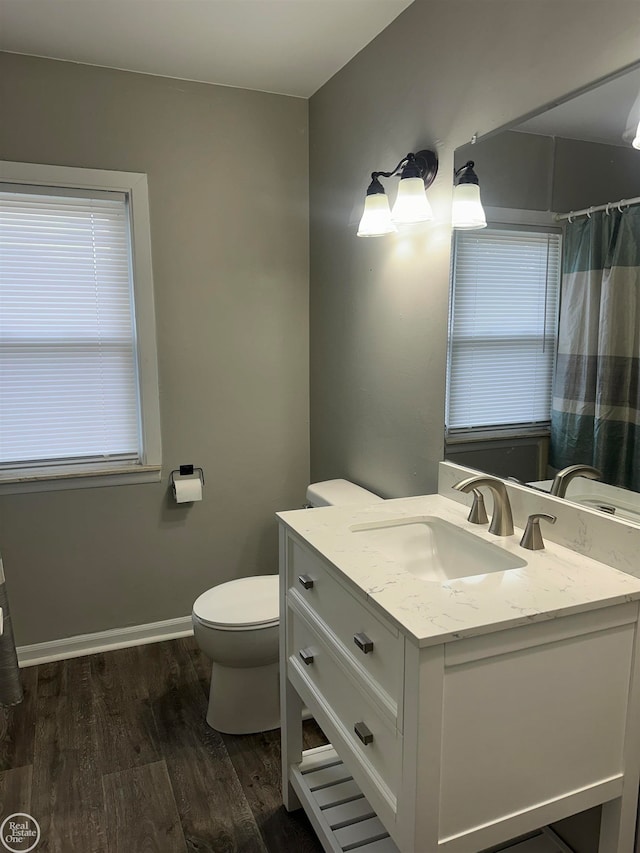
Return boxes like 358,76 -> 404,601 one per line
0,814 -> 41,852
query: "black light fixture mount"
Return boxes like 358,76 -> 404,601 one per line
454,160 -> 479,186
365,149 -> 438,194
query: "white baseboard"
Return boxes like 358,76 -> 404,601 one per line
17,615 -> 194,667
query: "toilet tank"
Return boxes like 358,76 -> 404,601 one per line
306,479 -> 383,508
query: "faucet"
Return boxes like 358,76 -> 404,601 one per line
520,513 -> 557,550
550,464 -> 601,498
452,476 -> 514,536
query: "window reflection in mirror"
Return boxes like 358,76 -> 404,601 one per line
444,63 -> 640,520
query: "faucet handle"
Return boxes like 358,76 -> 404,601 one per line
520,513 -> 557,551
468,489 -> 489,525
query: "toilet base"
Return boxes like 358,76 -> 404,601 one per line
206,660 -> 280,734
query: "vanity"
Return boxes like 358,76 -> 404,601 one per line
278,489 -> 640,853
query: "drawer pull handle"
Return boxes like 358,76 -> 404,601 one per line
298,574 -> 314,590
354,632 -> 374,654
299,648 -> 314,666
354,721 -> 374,746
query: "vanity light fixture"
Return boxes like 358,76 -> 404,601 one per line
623,89 -> 640,149
357,149 -> 438,237
452,160 -> 487,230
357,175 -> 396,237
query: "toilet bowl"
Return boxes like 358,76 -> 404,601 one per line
192,479 -> 382,734
192,575 -> 280,734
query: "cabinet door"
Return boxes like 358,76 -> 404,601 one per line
439,615 -> 635,844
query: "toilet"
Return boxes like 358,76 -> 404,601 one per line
192,479 -> 382,734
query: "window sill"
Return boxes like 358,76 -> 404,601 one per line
0,464 -> 162,496
446,426 -> 551,445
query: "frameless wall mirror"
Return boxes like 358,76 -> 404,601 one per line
444,62 -> 640,525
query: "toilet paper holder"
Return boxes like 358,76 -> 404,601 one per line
169,464 -> 205,496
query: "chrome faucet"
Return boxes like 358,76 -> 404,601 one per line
550,464 -> 601,498
452,476 -> 514,536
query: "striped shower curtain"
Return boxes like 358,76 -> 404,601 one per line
550,207 -> 640,491
0,555 -> 22,706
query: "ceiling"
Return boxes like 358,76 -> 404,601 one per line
0,0 -> 414,98
515,65 -> 640,147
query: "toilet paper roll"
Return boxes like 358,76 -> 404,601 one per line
173,476 -> 203,503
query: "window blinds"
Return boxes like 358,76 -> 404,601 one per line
0,187 -> 141,467
447,227 -> 561,433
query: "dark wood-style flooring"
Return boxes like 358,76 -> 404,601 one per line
0,637 -> 327,852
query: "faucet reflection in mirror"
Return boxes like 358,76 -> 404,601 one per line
550,464 -> 601,498
356,149 -> 438,236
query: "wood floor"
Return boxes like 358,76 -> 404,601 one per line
0,637 -> 327,853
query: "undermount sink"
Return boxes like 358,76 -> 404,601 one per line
349,515 -> 527,582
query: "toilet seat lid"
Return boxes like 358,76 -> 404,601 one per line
193,575 -> 279,628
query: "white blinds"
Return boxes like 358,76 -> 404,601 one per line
0,187 -> 141,467
447,227 -> 561,432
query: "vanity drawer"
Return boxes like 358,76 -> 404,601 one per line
288,605 -> 402,800
287,537 -> 403,712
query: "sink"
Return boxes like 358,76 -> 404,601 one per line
349,515 -> 527,582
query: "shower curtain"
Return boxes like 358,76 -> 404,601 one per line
550,206 -> 640,491
0,554 -> 23,706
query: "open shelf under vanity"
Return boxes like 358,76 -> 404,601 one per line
290,744 -> 574,853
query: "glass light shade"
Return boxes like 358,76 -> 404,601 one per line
391,177 -> 434,223
452,183 -> 487,230
357,193 -> 397,236
633,118 -> 640,149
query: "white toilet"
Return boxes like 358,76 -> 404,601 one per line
192,479 -> 382,734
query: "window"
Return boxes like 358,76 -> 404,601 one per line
447,225 -> 561,436
0,162 -> 161,493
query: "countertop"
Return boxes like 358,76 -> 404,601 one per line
277,494 -> 640,647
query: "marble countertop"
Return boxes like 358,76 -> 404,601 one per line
277,494 -> 640,647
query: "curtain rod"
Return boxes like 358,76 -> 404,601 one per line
555,195 -> 640,222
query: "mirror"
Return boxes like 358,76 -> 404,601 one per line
445,63 -> 640,523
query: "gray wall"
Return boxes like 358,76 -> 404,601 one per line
0,53 -> 309,646
552,136 -> 640,211
309,0 -> 640,500
455,131 -> 640,212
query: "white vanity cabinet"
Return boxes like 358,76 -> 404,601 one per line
278,517 -> 640,853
